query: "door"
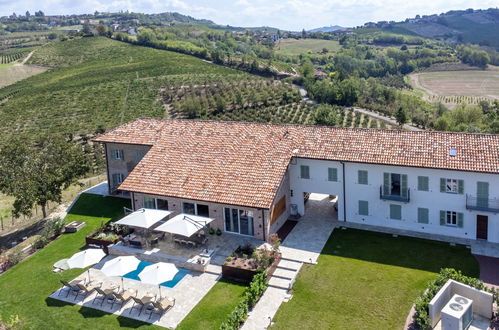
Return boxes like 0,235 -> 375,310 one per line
476,215 -> 488,240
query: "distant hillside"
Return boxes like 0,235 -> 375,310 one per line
308,25 -> 345,33
372,8 -> 499,48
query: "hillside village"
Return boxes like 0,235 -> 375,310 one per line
0,4 -> 499,330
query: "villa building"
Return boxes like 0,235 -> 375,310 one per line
94,118 -> 499,244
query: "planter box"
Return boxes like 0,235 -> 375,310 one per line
65,221 -> 86,233
85,236 -> 119,254
222,254 -> 281,284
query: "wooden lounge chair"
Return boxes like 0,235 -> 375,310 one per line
149,297 -> 176,319
92,287 -> 112,306
112,288 -> 138,309
59,279 -> 81,298
74,282 -> 100,301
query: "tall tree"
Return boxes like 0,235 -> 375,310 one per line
395,106 -> 408,127
0,135 -> 90,218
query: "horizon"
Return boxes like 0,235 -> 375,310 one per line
1,1 -> 499,31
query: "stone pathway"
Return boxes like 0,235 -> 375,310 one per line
242,194 -> 336,329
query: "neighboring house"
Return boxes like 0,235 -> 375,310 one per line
94,118 -> 499,244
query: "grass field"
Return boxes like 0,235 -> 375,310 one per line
0,194 -> 153,329
0,37 -> 245,141
409,70 -> 499,107
272,228 -> 478,329
0,64 -> 47,89
275,38 -> 341,56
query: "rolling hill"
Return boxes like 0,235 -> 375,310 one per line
0,37 -> 246,140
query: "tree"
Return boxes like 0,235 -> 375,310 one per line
0,135 -> 90,218
82,22 -> 91,35
395,106 -> 408,126
96,24 -> 106,36
313,104 -> 338,126
25,11 -> 30,18
137,28 -> 157,45
47,32 -> 57,40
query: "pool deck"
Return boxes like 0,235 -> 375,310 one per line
49,256 -> 222,329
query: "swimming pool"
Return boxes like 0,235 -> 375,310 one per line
123,261 -> 190,288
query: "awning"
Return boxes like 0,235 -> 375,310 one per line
115,208 -> 173,229
154,213 -> 214,237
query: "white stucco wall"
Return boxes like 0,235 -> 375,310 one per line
286,158 -> 499,243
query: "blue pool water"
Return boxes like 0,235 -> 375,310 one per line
123,261 -> 190,288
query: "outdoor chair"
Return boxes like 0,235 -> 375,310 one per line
74,282 -> 100,301
129,296 -> 148,316
112,288 -> 138,309
59,279 -> 80,298
187,241 -> 196,248
92,287 -> 112,306
149,297 -> 176,320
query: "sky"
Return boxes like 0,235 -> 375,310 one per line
1,0 -> 499,30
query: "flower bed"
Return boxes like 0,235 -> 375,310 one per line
85,222 -> 127,253
222,234 -> 281,283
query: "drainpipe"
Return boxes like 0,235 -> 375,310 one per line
261,209 -> 267,242
104,143 -> 111,194
341,162 -> 346,222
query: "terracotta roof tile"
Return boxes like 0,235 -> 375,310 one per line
95,119 -> 499,209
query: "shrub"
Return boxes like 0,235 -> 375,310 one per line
8,247 -> 24,266
208,227 -> 215,235
413,268 -> 498,329
42,217 -> 65,239
216,228 -> 222,236
33,236 -> 49,250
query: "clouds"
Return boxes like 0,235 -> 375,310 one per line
2,0 -> 498,30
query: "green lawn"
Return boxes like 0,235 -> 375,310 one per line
177,279 -> 247,330
275,38 -> 341,56
0,194 -> 161,329
272,228 -> 479,329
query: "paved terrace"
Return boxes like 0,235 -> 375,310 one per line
49,256 -> 221,329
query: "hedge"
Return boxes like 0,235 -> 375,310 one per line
220,271 -> 268,330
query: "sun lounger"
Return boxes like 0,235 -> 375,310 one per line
129,295 -> 152,316
112,288 -> 138,309
74,282 -> 100,301
59,279 -> 81,298
149,297 -> 176,319
92,287 -> 114,307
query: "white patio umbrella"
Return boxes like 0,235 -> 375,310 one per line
67,248 -> 106,281
154,213 -> 214,237
100,256 -> 141,289
115,208 -> 173,229
138,262 -> 179,299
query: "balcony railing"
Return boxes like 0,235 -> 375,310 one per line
380,186 -> 410,203
466,195 -> 499,213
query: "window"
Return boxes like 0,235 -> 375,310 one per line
143,197 -> 156,209
439,210 -> 464,228
390,204 -> 402,220
135,151 -> 145,163
440,178 -> 464,194
358,170 -> 368,185
328,168 -> 338,182
383,173 -> 408,197
183,202 -> 209,216
156,198 -> 168,210
224,208 -> 254,236
112,173 -> 124,186
111,149 -> 124,160
418,176 -> 429,191
476,182 -> 489,208
417,208 -> 429,224
358,200 -> 369,216
300,165 -> 310,179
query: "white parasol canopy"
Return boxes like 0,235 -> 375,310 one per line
67,248 -> 106,269
100,256 -> 141,290
138,262 -> 179,299
115,208 -> 173,229
154,213 -> 214,237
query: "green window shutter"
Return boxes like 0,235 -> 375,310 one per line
358,170 -> 368,185
358,200 -> 368,216
120,150 -> 124,160
111,149 -> 117,160
477,182 -> 489,208
401,174 -> 408,198
112,173 -> 118,185
417,208 -> 429,224
383,173 -> 390,195
418,176 -> 429,191
439,210 -> 446,226
328,168 -> 338,181
300,165 -> 310,179
458,180 -> 464,194
440,178 -> 446,193
457,212 -> 464,228
390,204 -> 401,220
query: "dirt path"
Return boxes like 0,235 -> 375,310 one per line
352,107 -> 422,131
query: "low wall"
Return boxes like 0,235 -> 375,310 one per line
429,279 -> 494,328
222,255 -> 281,284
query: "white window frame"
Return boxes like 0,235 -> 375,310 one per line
112,149 -> 123,160
446,211 -> 457,226
446,178 -> 458,194
113,173 -> 124,185
182,202 -> 209,216
223,208 -> 254,237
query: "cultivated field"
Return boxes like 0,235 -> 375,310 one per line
0,64 -> 47,88
409,70 -> 499,107
275,38 -> 340,56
